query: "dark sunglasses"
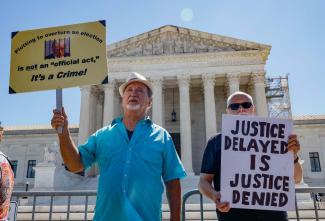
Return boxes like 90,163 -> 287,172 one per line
228,102 -> 252,110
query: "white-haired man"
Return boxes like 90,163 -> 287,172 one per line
51,72 -> 186,221
198,91 -> 302,221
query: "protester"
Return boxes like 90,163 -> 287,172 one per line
0,125 -> 15,220
198,91 -> 302,221
51,72 -> 186,221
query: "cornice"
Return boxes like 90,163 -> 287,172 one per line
107,50 -> 267,68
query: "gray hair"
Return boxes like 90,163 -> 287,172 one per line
227,91 -> 254,107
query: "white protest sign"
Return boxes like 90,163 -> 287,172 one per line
220,114 -> 295,211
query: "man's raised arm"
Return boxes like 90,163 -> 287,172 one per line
51,107 -> 83,172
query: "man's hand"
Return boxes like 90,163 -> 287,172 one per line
212,191 -> 230,213
50,107 -> 83,172
287,134 -> 300,159
51,107 -> 68,134
199,174 -> 230,213
287,134 -> 303,183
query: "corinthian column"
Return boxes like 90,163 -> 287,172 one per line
202,74 -> 217,141
103,80 -> 116,126
151,76 -> 164,126
252,72 -> 268,117
78,86 -> 92,145
177,74 -> 193,174
96,93 -> 104,130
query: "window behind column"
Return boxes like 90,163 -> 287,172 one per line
309,152 -> 321,172
27,160 -> 36,178
10,160 -> 17,178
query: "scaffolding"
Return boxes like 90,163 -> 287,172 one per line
265,75 -> 292,119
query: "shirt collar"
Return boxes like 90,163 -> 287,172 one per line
112,116 -> 152,126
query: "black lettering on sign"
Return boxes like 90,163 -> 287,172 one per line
253,174 -> 262,188
242,121 -> 251,136
230,173 -> 239,187
279,193 -> 288,207
281,141 -> 288,154
242,191 -> 250,205
278,124 -> 285,138
232,190 -> 240,203
265,192 -> 271,206
247,139 -> 258,152
250,155 -> 256,170
252,191 -> 265,206
270,140 -> 279,154
283,176 -> 290,192
271,192 -> 278,206
259,140 -> 270,153
231,120 -> 240,135
224,136 -> 231,150
259,122 -> 267,137
250,121 -> 259,136
259,155 -> 270,171
242,174 -> 251,188
274,176 -> 283,190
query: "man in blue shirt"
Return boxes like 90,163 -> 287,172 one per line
51,72 -> 186,221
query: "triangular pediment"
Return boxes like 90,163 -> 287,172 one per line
107,25 -> 271,58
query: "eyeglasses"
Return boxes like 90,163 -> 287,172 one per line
228,102 -> 252,110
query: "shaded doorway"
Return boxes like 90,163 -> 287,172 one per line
170,133 -> 181,159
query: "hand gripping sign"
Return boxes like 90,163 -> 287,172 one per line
220,114 -> 295,211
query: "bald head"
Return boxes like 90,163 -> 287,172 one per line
226,91 -> 255,115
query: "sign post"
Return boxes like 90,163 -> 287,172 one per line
56,89 -> 63,133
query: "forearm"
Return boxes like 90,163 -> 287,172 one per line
166,179 -> 181,221
58,129 -> 83,172
288,135 -> 302,184
294,160 -> 303,184
198,178 -> 218,202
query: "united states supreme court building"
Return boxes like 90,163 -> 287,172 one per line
1,25 -> 325,190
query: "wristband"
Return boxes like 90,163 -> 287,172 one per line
294,156 -> 299,164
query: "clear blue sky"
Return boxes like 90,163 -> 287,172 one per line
1,0 -> 324,126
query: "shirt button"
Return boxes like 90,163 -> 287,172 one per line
124,174 -> 127,177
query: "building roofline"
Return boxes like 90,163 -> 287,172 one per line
293,115 -> 325,125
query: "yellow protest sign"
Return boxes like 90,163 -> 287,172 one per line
9,20 -> 108,93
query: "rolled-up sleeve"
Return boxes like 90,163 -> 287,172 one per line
78,134 -> 97,170
162,133 -> 186,183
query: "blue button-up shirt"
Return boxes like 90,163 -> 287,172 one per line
78,117 -> 186,221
